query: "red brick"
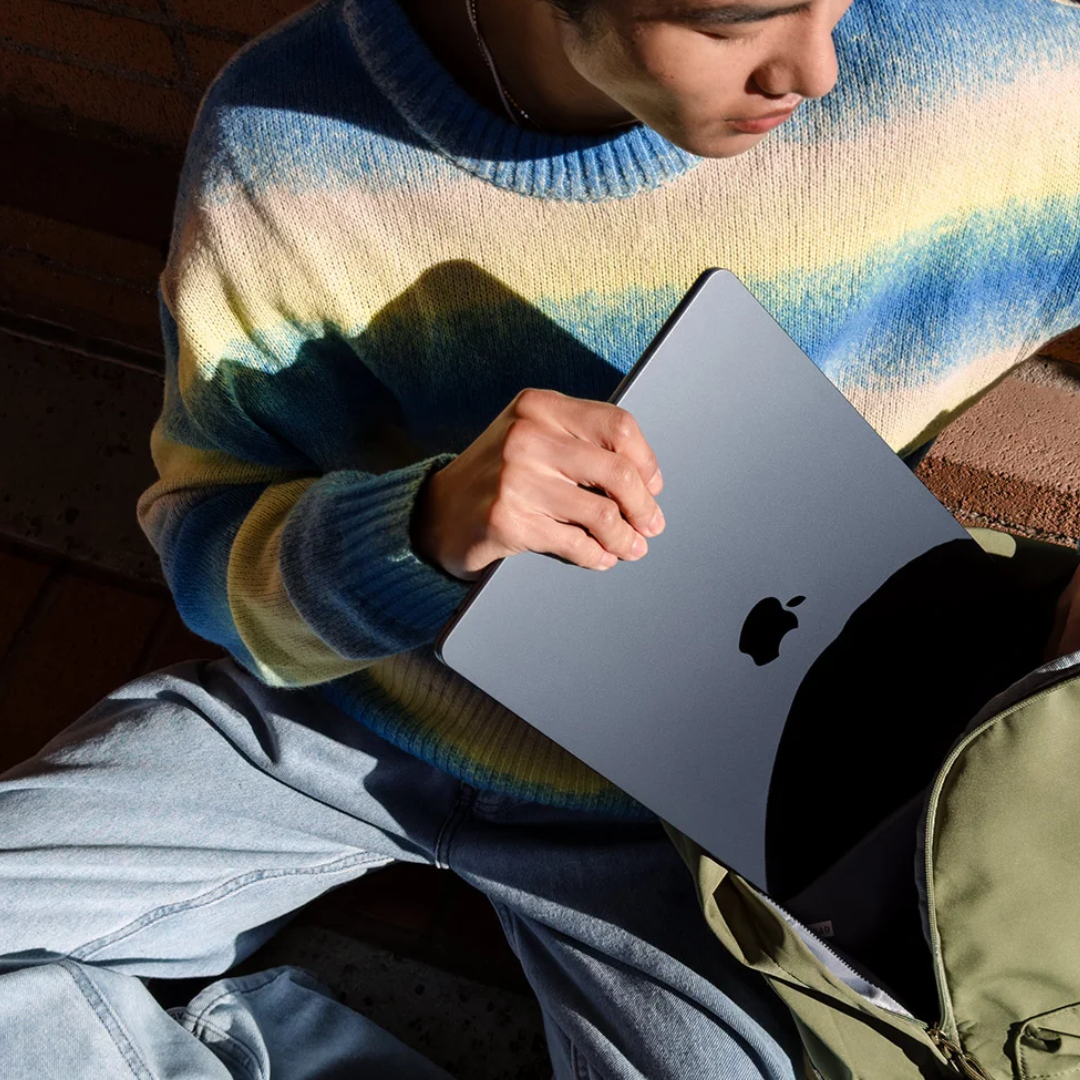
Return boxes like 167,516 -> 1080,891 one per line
0,249 -> 163,352
919,455 -> 1080,548
1040,325 -> 1080,366
917,375 -> 1080,546
0,551 -> 52,658
0,572 -> 163,772
0,0 -> 179,80
0,114 -> 179,250
0,205 -> 164,290
0,49 -> 196,146
115,0 -> 164,11
184,33 -> 240,90
931,378 -> 1080,493
172,0 -> 309,38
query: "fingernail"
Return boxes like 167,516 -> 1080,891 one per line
649,507 -> 665,532
632,534 -> 648,557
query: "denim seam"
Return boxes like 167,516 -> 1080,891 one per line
570,1040 -> 598,1080
541,1002 -> 606,1080
173,972 -> 309,1080
186,1015 -> 263,1079
491,901 -> 603,1080
176,965 -> 301,1026
179,1002 -> 271,1080
71,852 -> 392,961
490,899 -> 522,956
433,781 -> 473,869
471,789 -> 522,817
58,960 -> 154,1080
500,902 -> 689,1080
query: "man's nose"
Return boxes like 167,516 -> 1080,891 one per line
752,21 -> 841,102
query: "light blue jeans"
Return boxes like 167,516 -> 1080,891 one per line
0,657 -> 803,1079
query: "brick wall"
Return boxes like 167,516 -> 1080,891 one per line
0,0 -> 310,147
0,0 -> 311,356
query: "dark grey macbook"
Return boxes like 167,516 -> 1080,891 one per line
432,268 -> 1011,894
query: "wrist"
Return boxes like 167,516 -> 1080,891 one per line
411,463 -> 449,569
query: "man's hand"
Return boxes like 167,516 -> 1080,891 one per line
1042,559 -> 1080,663
411,388 -> 665,582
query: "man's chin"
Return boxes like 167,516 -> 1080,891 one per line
647,122 -> 767,159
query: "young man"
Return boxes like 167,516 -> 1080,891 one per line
2,0 -> 1079,1077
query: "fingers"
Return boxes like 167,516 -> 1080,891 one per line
499,388 -> 666,573
543,521 -> 621,571
517,389 -> 664,498
540,475 -> 655,564
507,412 -> 665,544
561,438 -> 665,541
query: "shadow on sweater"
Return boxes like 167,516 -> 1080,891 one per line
190,256 -> 935,478
189,260 -> 623,474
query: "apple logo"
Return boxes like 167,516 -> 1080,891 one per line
739,595 -> 806,666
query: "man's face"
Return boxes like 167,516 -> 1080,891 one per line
556,0 -> 854,157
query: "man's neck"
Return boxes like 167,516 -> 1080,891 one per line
399,0 -> 636,134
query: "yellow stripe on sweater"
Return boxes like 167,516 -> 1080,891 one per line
164,62 -> 1080,386
227,477 -> 369,687
358,650 -> 623,798
137,434 -> 305,548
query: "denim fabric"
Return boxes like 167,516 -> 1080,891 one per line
0,658 -> 802,1079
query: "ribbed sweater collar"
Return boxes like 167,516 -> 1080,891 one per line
343,0 -> 703,201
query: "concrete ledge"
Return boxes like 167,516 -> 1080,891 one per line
917,351 -> 1080,548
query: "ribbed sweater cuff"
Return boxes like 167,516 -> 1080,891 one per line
281,453 -> 473,659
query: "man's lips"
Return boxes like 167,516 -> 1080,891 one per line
727,105 -> 800,135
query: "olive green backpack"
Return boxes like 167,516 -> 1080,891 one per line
664,526 -> 1080,1080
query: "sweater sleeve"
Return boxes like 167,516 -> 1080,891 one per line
132,22 -> 486,689
138,292 -> 472,689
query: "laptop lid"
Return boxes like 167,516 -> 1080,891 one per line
433,268 -> 991,892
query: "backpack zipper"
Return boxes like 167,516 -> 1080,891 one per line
921,658 -> 1080,1079
769,656 -> 1080,1078
750,650 -> 1080,1076
759,892 -> 980,1075
927,1026 -> 994,1080
755,890 -> 916,1019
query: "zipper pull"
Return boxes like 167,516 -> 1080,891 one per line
928,1025 -> 995,1080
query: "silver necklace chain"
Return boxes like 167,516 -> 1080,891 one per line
463,0 -> 639,135
465,0 -> 545,130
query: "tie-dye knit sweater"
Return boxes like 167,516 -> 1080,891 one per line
139,0 -> 1080,814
